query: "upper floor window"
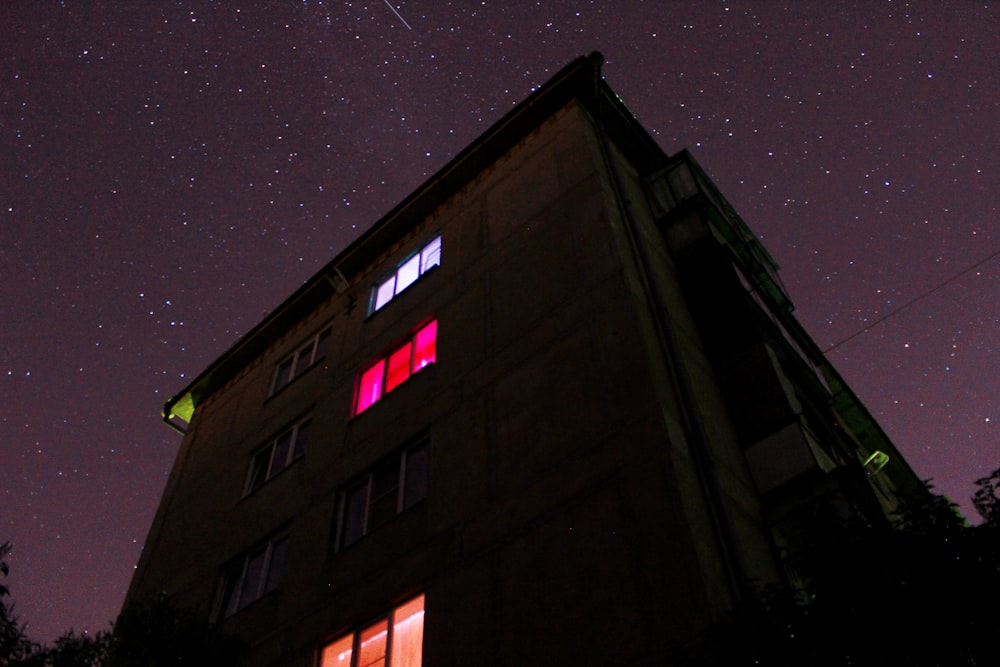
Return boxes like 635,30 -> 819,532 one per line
244,416 -> 312,495
320,594 -> 425,667
355,320 -> 437,415
337,434 -> 428,550
271,326 -> 332,395
370,235 -> 441,314
213,533 -> 288,622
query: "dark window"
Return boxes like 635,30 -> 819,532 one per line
245,417 -> 312,495
213,534 -> 288,621
338,436 -> 429,550
271,326 -> 332,395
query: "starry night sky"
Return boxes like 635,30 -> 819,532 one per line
3,1 -> 997,643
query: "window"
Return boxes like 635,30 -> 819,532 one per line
244,416 -> 312,495
338,436 -> 428,550
213,534 -> 288,621
370,235 -> 441,314
320,595 -> 425,667
355,320 -> 436,415
271,326 -> 332,395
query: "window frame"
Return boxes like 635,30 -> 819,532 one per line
212,532 -> 289,622
354,319 -> 437,416
270,325 -> 332,396
319,594 -> 425,667
336,434 -> 429,551
243,415 -> 313,496
368,234 -> 441,315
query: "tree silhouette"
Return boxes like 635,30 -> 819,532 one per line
1,542 -> 37,665
1,554 -> 242,667
973,466 -> 1000,528
673,474 -> 1000,666
105,593 -> 245,667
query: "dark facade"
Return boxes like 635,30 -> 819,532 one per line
125,54 -> 925,666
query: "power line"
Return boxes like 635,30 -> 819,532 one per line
823,246 -> 1000,353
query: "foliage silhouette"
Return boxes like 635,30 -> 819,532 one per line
1,580 -> 243,667
673,477 -> 1000,666
1,542 -> 38,666
105,593 -> 246,667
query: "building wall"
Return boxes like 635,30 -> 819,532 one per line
129,101 -> 782,666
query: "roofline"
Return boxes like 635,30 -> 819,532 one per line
162,51 -> 672,428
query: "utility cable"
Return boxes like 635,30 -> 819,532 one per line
824,246 -> 1000,353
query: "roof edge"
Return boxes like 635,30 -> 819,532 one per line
162,51 -> 669,428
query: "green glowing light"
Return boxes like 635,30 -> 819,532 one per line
168,392 -> 195,424
863,450 -> 890,474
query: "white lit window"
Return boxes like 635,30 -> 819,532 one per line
370,235 -> 441,314
270,326 -> 332,395
320,595 -> 425,667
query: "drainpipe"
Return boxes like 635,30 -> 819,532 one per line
588,54 -> 752,603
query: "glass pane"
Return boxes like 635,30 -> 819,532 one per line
390,595 -> 425,667
374,277 -> 396,311
420,236 -> 441,273
412,321 -> 437,372
239,549 -> 266,608
385,343 -> 413,393
356,360 -> 385,414
368,461 -> 400,530
246,448 -> 272,492
271,431 -> 293,475
314,328 -> 331,362
292,419 -> 311,460
341,483 -> 369,547
264,537 -> 288,594
395,255 -> 420,295
218,566 -> 242,619
273,358 -> 293,393
321,635 -> 354,667
293,342 -> 313,378
403,446 -> 429,510
358,619 -> 388,667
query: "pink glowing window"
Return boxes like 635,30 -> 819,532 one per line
321,595 -> 425,667
354,320 -> 437,415
385,344 -> 413,393
412,321 -> 437,370
356,360 -> 385,415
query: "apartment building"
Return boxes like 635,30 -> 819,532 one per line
125,53 -> 924,666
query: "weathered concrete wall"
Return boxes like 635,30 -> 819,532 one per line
128,101 -> 774,666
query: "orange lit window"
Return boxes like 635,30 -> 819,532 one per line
354,320 -> 437,415
321,595 -> 425,667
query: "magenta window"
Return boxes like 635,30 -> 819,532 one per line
385,344 -> 413,393
356,360 -> 385,414
354,319 -> 437,415
413,321 -> 437,370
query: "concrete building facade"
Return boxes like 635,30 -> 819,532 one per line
125,54 -> 925,666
